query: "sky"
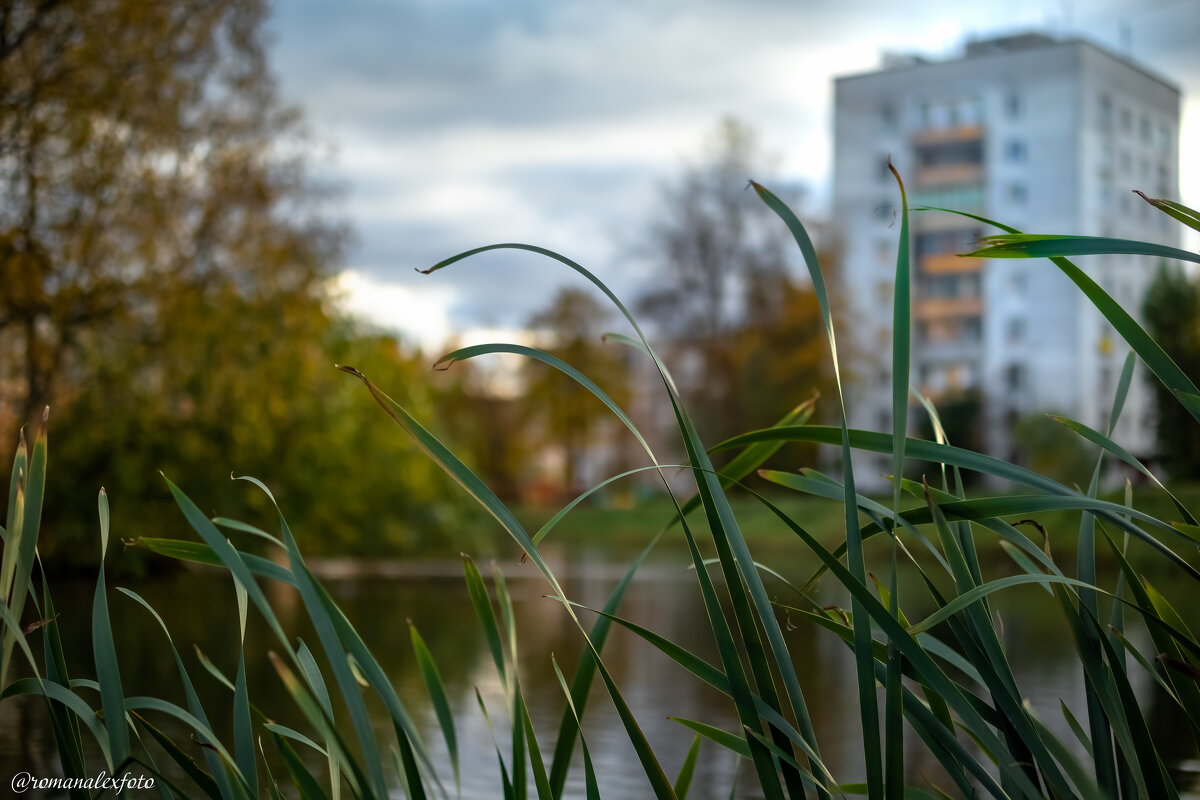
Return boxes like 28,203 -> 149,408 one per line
266,0 -> 1200,351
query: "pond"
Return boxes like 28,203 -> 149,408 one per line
3,544 -> 1198,798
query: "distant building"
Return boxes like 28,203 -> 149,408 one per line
833,32 -> 1181,488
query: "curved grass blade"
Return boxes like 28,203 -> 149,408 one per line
339,368 -> 678,798
1049,413 -> 1196,525
210,517 -> 286,549
475,688 -> 516,800
410,623 -> 458,793
119,588 -> 236,800
132,711 -> 223,798
727,426 -> 1200,578
668,396 -> 818,529
748,491 -> 1044,798
226,478 -> 393,800
669,718 -> 750,758
233,653 -> 256,795
906,573 -> 1105,634
296,641 -> 341,800
266,652 -> 373,800
270,731 -> 330,800
1,676 -> 112,769
564,599 -> 835,785
929,206 -> 1200,424
6,412 -> 46,677
435,342 -> 653,459
601,331 -> 681,395
414,237 -> 825,797
674,735 -> 701,800
548,533 -> 661,798
463,556 -> 506,686
965,233 -> 1200,264
753,180 -> 866,799
38,574 -> 88,796
1135,191 -> 1200,232
125,538 -> 296,586
124,696 -> 252,795
551,657 -> 599,800
93,489 -> 130,772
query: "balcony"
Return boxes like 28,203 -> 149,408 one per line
914,297 -> 984,320
915,162 -> 984,187
912,124 -> 984,145
920,253 -> 984,274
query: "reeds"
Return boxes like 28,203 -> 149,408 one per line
4,180 -> 1200,799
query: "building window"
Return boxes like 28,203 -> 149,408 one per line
1098,93 -> 1112,129
1006,363 -> 1024,392
1119,108 -> 1132,133
958,96 -> 983,127
1007,317 -> 1024,344
1006,92 -> 1021,119
1005,139 -> 1027,162
874,200 -> 895,221
1009,270 -> 1027,294
963,317 -> 982,342
1008,183 -> 1028,205
880,103 -> 898,133
1157,123 -> 1171,150
1118,149 -> 1131,174
1140,116 -> 1152,142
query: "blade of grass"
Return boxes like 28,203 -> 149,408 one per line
931,206 -> 1200,424
410,622 -> 458,794
548,533 -> 661,798
674,735 -> 702,800
119,588 -> 236,800
340,368 -> 679,798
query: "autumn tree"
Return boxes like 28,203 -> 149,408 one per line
0,1 -> 477,565
636,117 -> 831,448
522,287 -> 632,499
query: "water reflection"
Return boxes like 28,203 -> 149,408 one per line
2,549 -> 1197,798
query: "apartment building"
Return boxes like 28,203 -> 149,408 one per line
832,32 -> 1181,488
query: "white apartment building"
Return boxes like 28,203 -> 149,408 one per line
832,32 -> 1181,489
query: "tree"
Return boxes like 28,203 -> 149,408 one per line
0,1 -> 481,566
0,0 -> 326,427
636,117 -> 831,448
522,287 -> 632,499
1142,263 -> 1200,479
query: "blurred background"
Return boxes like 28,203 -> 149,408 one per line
1,0 -> 1198,568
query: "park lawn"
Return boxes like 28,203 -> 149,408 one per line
509,481 -> 1200,570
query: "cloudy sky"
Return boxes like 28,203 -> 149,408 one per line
266,0 -> 1200,350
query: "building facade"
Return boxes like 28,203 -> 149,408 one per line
832,33 -> 1181,488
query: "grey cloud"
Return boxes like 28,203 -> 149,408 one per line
268,0 -> 1200,342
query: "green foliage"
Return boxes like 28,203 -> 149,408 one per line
1142,263 -> 1200,479
1011,412 -> 1095,484
0,0 -> 487,568
5,180 -> 1200,800
522,287 -> 633,498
